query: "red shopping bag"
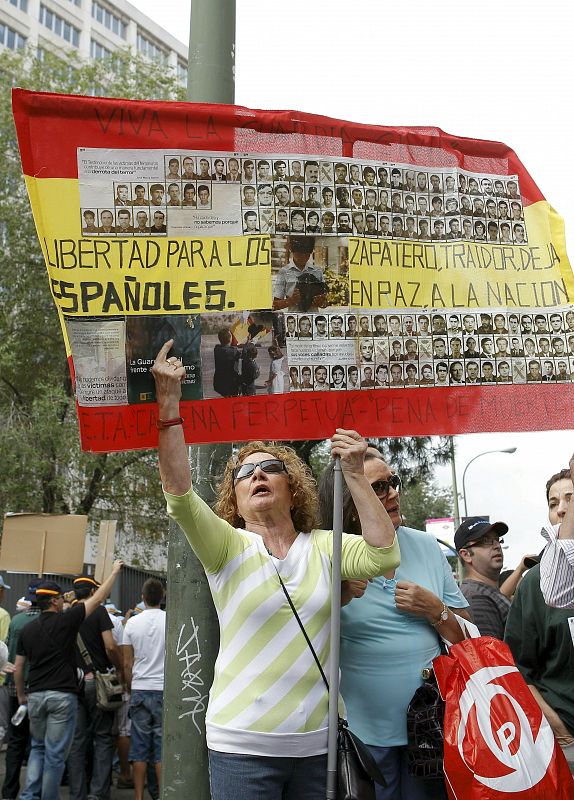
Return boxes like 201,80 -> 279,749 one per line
433,637 -> 574,800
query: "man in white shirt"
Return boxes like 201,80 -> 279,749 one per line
122,579 -> 166,800
272,236 -> 326,312
105,603 -> 124,646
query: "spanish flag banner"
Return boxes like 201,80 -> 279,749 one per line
12,89 -> 574,452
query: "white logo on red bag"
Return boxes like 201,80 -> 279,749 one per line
457,665 -> 555,792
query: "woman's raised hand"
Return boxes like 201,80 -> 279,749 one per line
330,429 -> 367,476
151,339 -> 186,415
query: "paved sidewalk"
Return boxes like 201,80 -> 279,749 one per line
0,749 -> 142,799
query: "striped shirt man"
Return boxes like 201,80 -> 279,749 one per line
540,523 -> 574,609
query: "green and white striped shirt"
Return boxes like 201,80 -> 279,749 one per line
166,488 -> 400,756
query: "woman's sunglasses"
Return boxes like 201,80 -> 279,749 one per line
370,474 -> 402,498
233,458 -> 287,483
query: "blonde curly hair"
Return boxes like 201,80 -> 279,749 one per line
214,441 -> 319,532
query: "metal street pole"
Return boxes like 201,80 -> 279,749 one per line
162,447 -> 231,800
326,457 -> 343,798
450,436 -> 461,529
161,3 -> 235,799
461,447 -> 517,517
187,0 -> 236,103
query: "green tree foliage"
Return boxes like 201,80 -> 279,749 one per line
288,435 -> 452,486
0,48 -> 185,565
366,436 -> 452,484
400,476 -> 453,532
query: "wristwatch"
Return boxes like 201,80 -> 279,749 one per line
432,603 -> 449,627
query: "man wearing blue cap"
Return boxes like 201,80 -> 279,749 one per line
455,517 -> 511,639
2,578 -> 41,800
15,561 -> 123,800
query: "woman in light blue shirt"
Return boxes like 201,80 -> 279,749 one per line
319,447 -> 469,800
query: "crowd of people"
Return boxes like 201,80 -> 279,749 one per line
0,569 -> 166,800
151,339 -> 573,799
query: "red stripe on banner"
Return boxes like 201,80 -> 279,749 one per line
11,90 -> 544,206
75,384 -> 574,453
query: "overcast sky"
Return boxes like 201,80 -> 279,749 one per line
133,0 -> 574,568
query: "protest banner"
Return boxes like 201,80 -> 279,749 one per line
12,89 -> 574,451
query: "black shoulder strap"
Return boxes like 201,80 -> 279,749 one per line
271,562 -> 329,692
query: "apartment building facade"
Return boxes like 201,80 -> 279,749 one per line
1,0 -> 188,81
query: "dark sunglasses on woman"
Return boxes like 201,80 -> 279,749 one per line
233,458 -> 288,483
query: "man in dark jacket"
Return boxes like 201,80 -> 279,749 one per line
505,467 -> 574,774
240,343 -> 259,396
505,565 -> 574,773
212,329 -> 240,397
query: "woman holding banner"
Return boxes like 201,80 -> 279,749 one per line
151,340 -> 400,800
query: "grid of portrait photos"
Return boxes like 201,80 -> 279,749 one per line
79,152 -> 527,244
280,307 -> 574,389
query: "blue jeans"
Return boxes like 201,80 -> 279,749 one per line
368,745 -> 448,800
208,750 -> 327,800
66,678 -> 115,800
129,690 -> 163,764
20,690 -> 78,800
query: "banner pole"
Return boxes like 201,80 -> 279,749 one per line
326,455 -> 343,798
187,0 -> 236,104
161,3 -> 236,800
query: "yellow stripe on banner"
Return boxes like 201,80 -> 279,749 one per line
349,201 -> 574,309
26,177 -> 272,316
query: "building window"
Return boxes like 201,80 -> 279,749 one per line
66,0 -> 82,6
177,59 -> 187,85
9,0 -> 29,12
91,1 -> 126,39
137,30 -> 166,62
39,5 -> 80,46
0,23 -> 27,50
90,38 -> 111,60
